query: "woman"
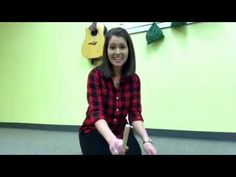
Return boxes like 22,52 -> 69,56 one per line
79,27 -> 157,155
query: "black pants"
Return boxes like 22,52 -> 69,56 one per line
79,130 -> 142,155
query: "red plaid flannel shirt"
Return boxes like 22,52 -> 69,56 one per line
79,68 -> 143,138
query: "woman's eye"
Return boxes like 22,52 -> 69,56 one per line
120,46 -> 126,49
110,46 -> 116,50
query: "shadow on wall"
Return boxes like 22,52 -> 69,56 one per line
146,38 -> 165,53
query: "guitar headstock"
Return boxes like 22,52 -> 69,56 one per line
89,22 -> 98,36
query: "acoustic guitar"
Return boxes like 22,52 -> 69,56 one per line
81,22 -> 106,64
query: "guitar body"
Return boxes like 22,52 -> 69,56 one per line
81,23 -> 106,59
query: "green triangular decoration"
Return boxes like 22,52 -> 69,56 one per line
171,22 -> 187,28
146,22 -> 164,45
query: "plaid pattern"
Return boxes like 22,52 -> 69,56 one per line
80,68 -> 143,138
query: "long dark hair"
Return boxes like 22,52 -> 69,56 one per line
98,27 -> 136,78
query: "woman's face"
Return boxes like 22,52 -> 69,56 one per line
107,36 -> 128,68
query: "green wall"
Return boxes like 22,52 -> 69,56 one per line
0,22 -> 236,132
0,22 -> 90,125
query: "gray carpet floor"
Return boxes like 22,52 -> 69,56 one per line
0,127 -> 236,155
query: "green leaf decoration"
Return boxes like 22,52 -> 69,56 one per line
146,22 -> 164,45
171,22 -> 187,28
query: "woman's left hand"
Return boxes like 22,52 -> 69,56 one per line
143,142 -> 157,155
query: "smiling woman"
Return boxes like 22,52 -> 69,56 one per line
78,27 -> 157,155
107,35 -> 128,69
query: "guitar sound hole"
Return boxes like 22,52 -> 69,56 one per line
91,30 -> 98,36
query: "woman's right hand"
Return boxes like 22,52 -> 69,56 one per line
109,138 -> 127,155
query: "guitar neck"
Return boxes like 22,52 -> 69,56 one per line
89,22 -> 98,34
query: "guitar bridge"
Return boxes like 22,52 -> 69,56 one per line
88,41 -> 97,45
